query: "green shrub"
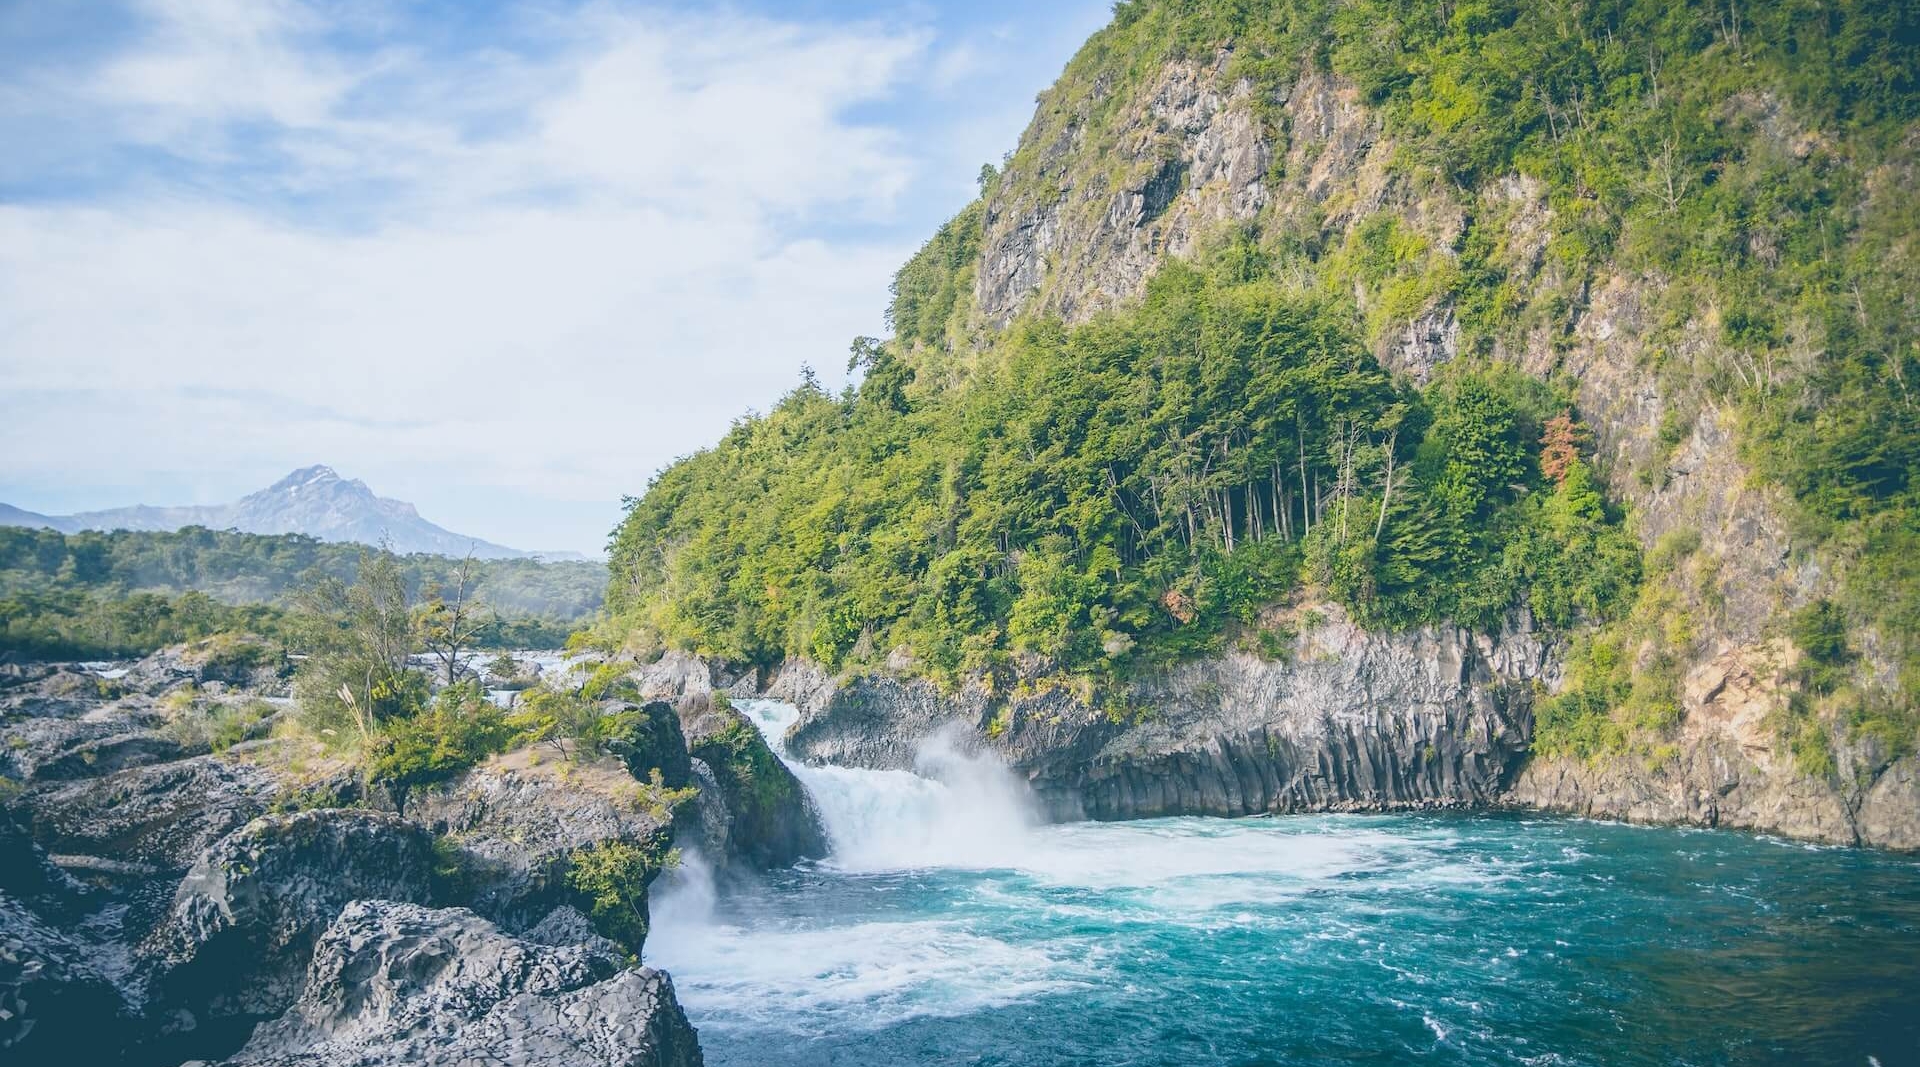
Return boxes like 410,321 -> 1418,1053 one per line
565,839 -> 677,957
366,682 -> 515,801
1788,599 -> 1852,695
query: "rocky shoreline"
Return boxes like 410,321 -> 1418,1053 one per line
0,647 -> 825,1067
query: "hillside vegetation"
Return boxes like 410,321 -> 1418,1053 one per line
609,0 -> 1917,757
613,257 -> 1635,682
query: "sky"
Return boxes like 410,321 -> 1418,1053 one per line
0,0 -> 1111,555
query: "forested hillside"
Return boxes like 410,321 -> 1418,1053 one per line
609,0 -> 1917,767
614,258 -> 1636,682
0,526 -> 603,658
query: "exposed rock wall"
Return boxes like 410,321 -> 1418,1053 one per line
626,651 -> 828,869
978,50 -> 1275,326
779,604 -> 1549,821
1505,642 -> 1920,849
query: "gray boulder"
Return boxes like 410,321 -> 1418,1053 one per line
216,899 -> 702,1067
404,751 -> 678,936
147,809 -> 438,1046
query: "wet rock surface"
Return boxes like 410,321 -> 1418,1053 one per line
627,652 -> 828,869
678,700 -> 828,868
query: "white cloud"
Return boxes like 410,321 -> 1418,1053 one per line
0,1 -> 932,550
92,0 -> 357,129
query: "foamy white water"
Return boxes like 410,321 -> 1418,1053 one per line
646,701 -> 1920,1066
732,699 -> 1040,873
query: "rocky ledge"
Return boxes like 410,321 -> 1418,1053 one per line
621,653 -> 828,870
208,900 -> 699,1067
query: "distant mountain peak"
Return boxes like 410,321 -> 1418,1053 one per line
1,467 -> 535,559
270,465 -> 349,492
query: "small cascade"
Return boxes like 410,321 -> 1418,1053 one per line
733,699 -> 1039,872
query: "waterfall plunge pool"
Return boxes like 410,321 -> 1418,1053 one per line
647,701 -> 1920,1066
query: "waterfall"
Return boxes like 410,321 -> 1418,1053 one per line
734,699 -> 1039,873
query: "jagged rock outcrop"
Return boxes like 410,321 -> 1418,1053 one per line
211,900 -> 700,1067
678,758 -> 735,864
0,648 -> 729,1064
118,639 -> 291,698
147,809 -> 439,1050
0,654 -> 284,788
404,750 -> 678,933
1,669 -> 160,783
781,603 -> 1549,820
678,700 -> 828,867
17,756 -> 281,885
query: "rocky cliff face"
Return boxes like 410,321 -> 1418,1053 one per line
977,49 -> 1275,327
776,603 -> 1548,821
906,35 -> 1919,850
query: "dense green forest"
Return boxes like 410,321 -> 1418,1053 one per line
0,526 -> 602,659
612,256 -> 1637,682
609,0 -> 1918,757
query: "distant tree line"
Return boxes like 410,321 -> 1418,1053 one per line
0,526 -> 603,659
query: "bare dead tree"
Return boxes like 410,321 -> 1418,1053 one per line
420,551 -> 492,687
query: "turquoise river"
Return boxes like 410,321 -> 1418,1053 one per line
647,702 -> 1920,1066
